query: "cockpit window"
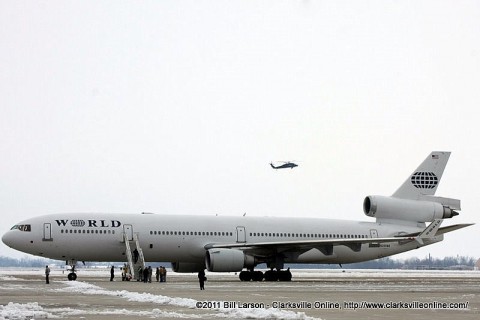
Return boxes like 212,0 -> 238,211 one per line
10,224 -> 31,232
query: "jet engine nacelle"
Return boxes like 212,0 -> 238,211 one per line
205,248 -> 255,272
363,195 -> 458,223
171,262 -> 205,273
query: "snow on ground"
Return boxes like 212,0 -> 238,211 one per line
0,276 -> 22,282
55,280 -> 197,308
0,301 -> 201,319
0,302 -> 53,319
56,281 -> 317,320
2,268 -> 478,319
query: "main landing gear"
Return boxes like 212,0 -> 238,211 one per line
239,268 -> 292,282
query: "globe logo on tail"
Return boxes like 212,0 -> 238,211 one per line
410,172 -> 438,189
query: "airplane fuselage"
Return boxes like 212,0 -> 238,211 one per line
2,213 -> 439,266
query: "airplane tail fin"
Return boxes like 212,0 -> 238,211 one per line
392,151 -> 451,200
270,163 -> 276,169
364,152 -> 460,225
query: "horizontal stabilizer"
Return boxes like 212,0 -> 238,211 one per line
436,223 -> 475,235
401,223 -> 474,238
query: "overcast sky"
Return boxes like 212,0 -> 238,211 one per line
1,1 -> 479,261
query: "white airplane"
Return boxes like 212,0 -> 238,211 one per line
2,152 -> 473,281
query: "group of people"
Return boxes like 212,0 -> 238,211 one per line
136,265 -> 167,283
47,264 -> 206,289
120,264 -> 132,281
156,266 -> 167,282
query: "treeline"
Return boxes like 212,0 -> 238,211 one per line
349,255 -> 477,269
0,255 -> 477,269
0,256 -> 62,268
291,255 -> 477,270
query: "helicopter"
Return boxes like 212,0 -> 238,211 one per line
270,161 -> 298,169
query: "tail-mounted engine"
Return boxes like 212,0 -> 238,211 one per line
363,195 -> 459,223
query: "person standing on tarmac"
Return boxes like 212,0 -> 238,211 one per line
110,265 -> 115,281
143,267 -> 149,283
148,266 -> 153,283
137,265 -> 143,282
198,269 -> 206,290
45,265 -> 50,284
159,266 -> 165,282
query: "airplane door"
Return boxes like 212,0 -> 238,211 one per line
43,223 -> 52,241
236,226 -> 246,243
124,224 -> 134,241
370,229 -> 378,238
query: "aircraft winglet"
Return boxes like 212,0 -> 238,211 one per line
416,219 -> 443,245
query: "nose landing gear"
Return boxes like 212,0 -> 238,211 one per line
65,259 -> 79,281
67,272 -> 77,281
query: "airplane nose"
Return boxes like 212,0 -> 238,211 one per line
2,231 -> 14,248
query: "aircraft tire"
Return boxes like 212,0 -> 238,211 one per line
239,271 -> 252,281
264,270 -> 278,281
252,271 -> 264,281
278,270 -> 292,281
67,272 -> 77,281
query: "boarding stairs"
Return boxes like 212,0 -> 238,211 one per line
123,232 -> 146,280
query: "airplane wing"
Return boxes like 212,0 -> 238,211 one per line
204,220 -> 470,257
205,235 -> 415,255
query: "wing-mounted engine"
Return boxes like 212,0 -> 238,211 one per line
205,248 -> 255,272
363,195 -> 460,223
171,262 -> 205,273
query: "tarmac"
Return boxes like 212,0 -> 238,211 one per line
1,268 -> 479,319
